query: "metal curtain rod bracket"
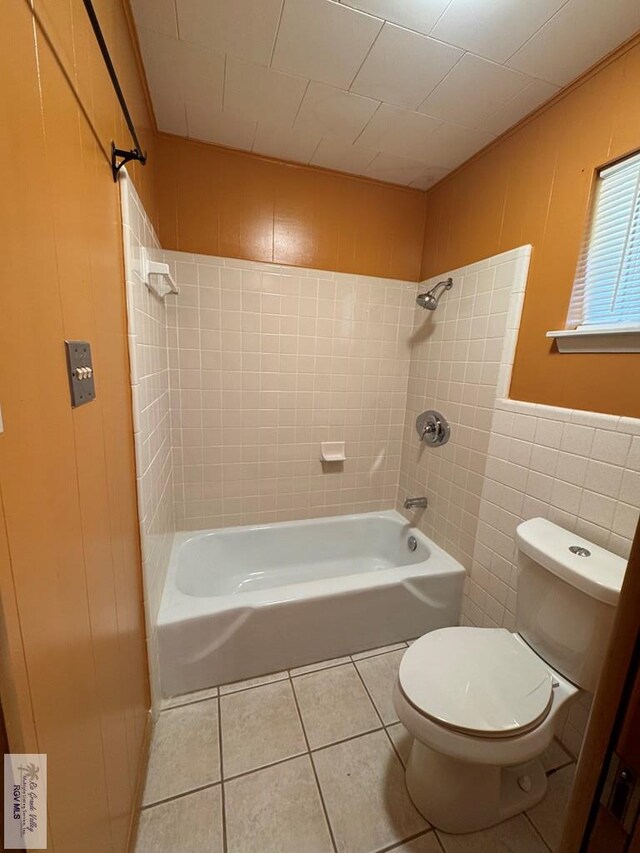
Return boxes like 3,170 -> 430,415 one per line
82,0 -> 147,181
112,144 -> 147,181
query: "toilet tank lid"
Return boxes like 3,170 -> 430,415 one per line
516,518 -> 626,606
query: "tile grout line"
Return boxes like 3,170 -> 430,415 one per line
287,672 -> 339,853
375,828 -> 438,853
141,779 -> 222,811
161,691 -> 219,711
351,656 -> 405,764
523,810 -> 553,852
217,698 -> 228,853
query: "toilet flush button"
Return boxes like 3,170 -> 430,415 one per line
518,775 -> 532,793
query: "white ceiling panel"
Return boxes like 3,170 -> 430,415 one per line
350,23 -> 463,109
310,139 -> 379,173
252,125 -> 322,163
357,104 -> 441,161
186,104 -> 257,149
418,54 -> 532,129
134,0 -> 640,188
409,167 -> 451,190
294,82 -> 380,143
431,0 -> 567,64
340,0 -> 451,37
507,0 -> 640,86
364,153 -> 435,185
130,0 -> 178,38
176,0 -> 283,65
138,28 -> 224,132
419,122 -> 497,169
224,58 -> 308,127
271,0 -> 383,88
480,78 -> 560,136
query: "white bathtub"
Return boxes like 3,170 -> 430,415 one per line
158,510 -> 465,697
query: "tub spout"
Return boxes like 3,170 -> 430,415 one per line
404,496 -> 428,509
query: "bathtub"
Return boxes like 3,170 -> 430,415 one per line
158,510 -> 465,697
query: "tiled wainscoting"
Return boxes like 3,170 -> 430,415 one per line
398,247 -> 530,570
121,174 -> 175,712
136,642 -> 575,853
164,251 -> 416,529
465,397 -> 640,755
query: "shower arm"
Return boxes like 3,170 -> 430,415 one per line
426,277 -> 453,304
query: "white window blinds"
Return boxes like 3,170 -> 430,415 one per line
567,151 -> 640,330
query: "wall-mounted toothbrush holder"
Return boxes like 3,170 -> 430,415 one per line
320,441 -> 346,462
142,249 -> 179,299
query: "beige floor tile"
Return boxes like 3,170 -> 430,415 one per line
161,685 -> 218,710
225,755 -> 334,853
220,679 -> 307,777
541,739 -> 573,773
136,786 -> 223,853
387,722 -> 413,767
293,663 -> 380,748
352,642 -> 408,661
313,729 -> 428,852
527,764 -> 575,850
437,814 -> 548,852
219,669 -> 288,695
143,699 -> 220,805
389,832 -> 443,852
355,649 -> 405,724
290,655 -> 352,676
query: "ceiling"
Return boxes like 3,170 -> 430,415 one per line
131,0 -> 640,190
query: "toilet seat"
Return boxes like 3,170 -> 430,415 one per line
399,627 -> 554,738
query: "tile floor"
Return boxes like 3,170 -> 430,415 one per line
137,642 -> 576,853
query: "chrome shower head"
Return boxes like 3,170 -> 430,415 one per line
416,277 -> 453,311
416,291 -> 438,310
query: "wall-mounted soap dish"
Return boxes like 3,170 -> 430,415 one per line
142,248 -> 179,298
321,441 -> 346,462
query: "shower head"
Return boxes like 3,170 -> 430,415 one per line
416,277 -> 453,311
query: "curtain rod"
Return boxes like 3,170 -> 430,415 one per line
82,0 -> 147,181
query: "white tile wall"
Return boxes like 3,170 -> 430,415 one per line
164,252 -> 416,529
120,174 -> 175,716
397,243 -> 639,755
397,247 -> 531,570
467,400 -> 639,633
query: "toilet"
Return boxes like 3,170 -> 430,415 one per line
393,517 -> 626,834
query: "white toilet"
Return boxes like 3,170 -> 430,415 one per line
393,517 -> 626,834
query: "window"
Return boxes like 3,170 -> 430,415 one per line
548,150 -> 640,352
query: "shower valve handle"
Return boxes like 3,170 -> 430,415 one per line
415,410 -> 451,448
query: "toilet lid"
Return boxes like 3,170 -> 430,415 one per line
399,628 -> 554,737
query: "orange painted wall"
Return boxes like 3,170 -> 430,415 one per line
421,35 -> 640,419
155,133 -> 427,281
0,1 -> 154,850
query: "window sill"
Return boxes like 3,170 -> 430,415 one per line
546,327 -> 640,353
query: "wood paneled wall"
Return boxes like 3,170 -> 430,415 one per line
155,134 -> 427,282
421,35 -> 640,419
0,1 -> 155,850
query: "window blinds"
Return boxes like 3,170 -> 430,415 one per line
567,151 -> 640,330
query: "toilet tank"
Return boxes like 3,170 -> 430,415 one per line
515,518 -> 626,692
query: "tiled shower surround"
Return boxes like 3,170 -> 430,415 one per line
165,253 -> 416,529
398,248 -> 530,570
122,178 -> 639,749
121,175 -> 174,712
